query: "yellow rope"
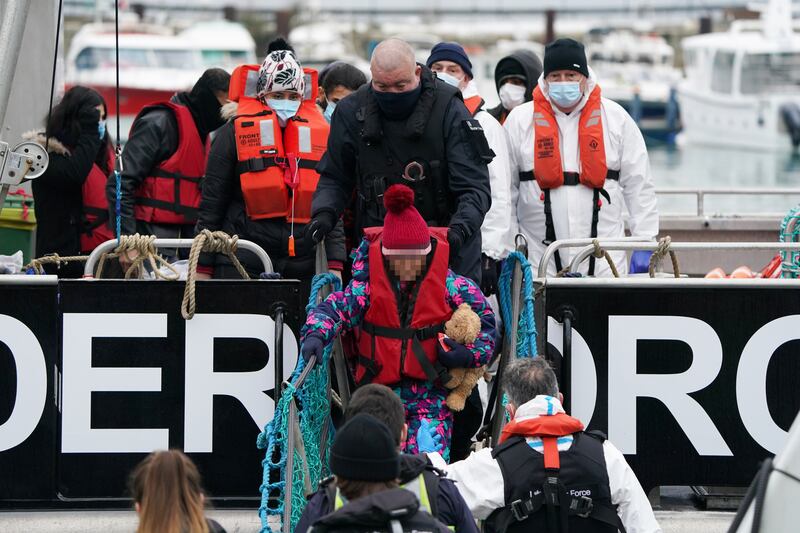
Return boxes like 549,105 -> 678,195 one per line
648,236 -> 681,278
181,230 -> 250,320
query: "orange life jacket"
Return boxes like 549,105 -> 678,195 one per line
464,95 -> 485,117
133,102 -> 207,224
80,146 -> 115,253
230,65 -> 329,223
356,227 -> 453,386
532,84 -> 607,190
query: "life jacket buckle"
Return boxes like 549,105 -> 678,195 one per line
510,498 -> 534,522
571,495 -> 593,518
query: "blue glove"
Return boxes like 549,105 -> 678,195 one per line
416,419 -> 443,453
301,335 -> 324,364
630,250 -> 653,274
437,337 -> 473,368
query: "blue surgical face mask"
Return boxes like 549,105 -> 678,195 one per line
548,81 -> 583,108
436,71 -> 462,89
267,99 -> 301,123
324,101 -> 336,123
98,120 -> 106,140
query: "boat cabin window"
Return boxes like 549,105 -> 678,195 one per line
740,53 -> 800,95
201,49 -> 249,67
154,49 -> 197,69
710,51 -> 735,94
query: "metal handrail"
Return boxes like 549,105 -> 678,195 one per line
568,241 -> 800,274
657,188 -> 800,217
538,237 -> 651,278
82,238 -> 274,277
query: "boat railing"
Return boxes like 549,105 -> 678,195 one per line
82,238 -> 274,278
656,188 -> 800,218
538,237 -> 652,278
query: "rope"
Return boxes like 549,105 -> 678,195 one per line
258,273 -> 341,533
648,236 -> 680,278
181,230 -> 249,320
497,251 -> 537,358
591,239 -> 620,278
113,0 -> 122,243
24,254 -> 89,275
95,233 -> 179,280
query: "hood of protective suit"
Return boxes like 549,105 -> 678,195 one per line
493,49 -> 543,101
536,67 -> 598,116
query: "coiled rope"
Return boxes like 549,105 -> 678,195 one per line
258,273 -> 341,533
25,254 -> 89,275
95,233 -> 179,280
497,251 -> 537,358
648,236 -> 680,278
181,229 -> 250,320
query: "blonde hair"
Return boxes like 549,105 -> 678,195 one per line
129,449 -> 210,533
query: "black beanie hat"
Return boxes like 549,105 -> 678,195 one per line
495,57 -> 527,86
330,414 -> 400,482
543,38 -> 589,78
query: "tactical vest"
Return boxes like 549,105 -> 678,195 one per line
352,78 -> 460,231
80,147 -> 114,253
520,85 -> 620,275
356,227 -> 453,386
133,102 -> 206,224
230,64 -> 329,224
332,471 -> 439,518
485,432 -> 625,533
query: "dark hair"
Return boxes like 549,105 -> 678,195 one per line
345,384 -> 405,446
45,85 -> 112,171
196,68 -> 231,95
336,478 -> 398,502
321,62 -> 367,95
503,357 -> 559,407
128,449 -> 209,533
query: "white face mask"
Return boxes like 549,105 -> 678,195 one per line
436,71 -> 463,90
498,83 -> 526,111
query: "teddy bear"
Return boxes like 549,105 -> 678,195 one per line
441,303 -> 485,411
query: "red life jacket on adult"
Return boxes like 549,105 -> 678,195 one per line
80,145 -> 115,253
230,64 -> 329,223
133,101 -> 206,225
356,227 -> 453,386
464,95 -> 485,117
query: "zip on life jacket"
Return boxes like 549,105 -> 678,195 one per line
485,410 -> 626,533
133,101 -> 207,225
356,226 -> 454,387
464,95 -> 485,118
80,145 -> 115,253
232,65 -> 329,225
525,85 -> 618,275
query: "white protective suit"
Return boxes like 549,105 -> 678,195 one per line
462,81 -> 514,260
505,69 -> 659,276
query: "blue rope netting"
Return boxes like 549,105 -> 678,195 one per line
257,273 -> 341,533
498,251 -> 537,359
780,205 -> 800,278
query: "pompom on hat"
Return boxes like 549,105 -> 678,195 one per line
256,37 -> 305,102
381,184 -> 431,256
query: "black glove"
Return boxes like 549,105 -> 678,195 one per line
301,335 -> 325,364
78,106 -> 101,133
306,210 -> 336,244
481,254 -> 498,296
447,226 -> 465,261
437,337 -> 474,368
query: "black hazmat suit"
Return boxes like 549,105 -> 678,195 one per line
311,66 -> 492,284
108,76 -> 226,242
487,50 -> 543,125
195,105 -> 346,280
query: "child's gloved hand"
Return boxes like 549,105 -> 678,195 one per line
416,419 -> 443,453
437,337 -> 473,368
301,335 -> 324,364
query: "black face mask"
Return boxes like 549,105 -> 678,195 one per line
373,83 -> 422,121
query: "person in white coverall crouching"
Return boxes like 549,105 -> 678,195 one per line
505,38 -> 658,277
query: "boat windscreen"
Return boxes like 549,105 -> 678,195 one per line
740,52 -> 800,95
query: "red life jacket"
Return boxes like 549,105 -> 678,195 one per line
231,65 -> 329,222
532,84 -> 607,190
80,146 -> 115,253
500,412 -> 585,470
133,102 -> 206,225
356,227 -> 453,386
464,95 -> 485,117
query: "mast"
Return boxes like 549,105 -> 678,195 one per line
0,0 -> 32,138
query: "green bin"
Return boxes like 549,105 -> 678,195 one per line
0,192 -> 36,264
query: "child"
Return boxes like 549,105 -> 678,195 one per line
301,184 -> 496,461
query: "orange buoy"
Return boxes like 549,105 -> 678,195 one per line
705,267 -> 726,279
730,266 -> 755,279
